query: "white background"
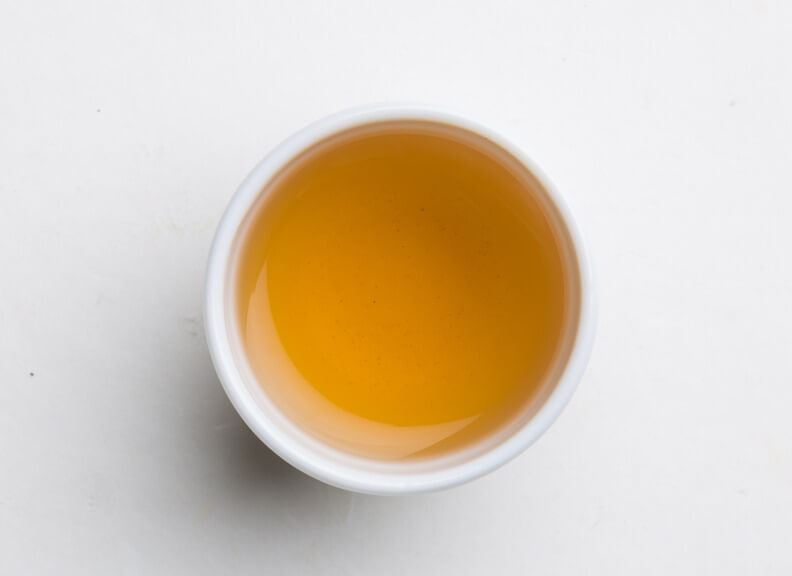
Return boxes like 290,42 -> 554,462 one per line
1,1 -> 791,574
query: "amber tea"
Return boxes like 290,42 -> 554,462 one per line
233,121 -> 570,460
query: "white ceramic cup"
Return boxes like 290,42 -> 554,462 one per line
205,105 -> 595,494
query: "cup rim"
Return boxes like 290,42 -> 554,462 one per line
204,104 -> 596,494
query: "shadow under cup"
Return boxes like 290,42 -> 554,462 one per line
207,110 -> 589,493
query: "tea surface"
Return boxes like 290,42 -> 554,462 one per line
235,124 -> 567,459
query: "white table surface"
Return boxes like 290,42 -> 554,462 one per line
2,1 -> 791,573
